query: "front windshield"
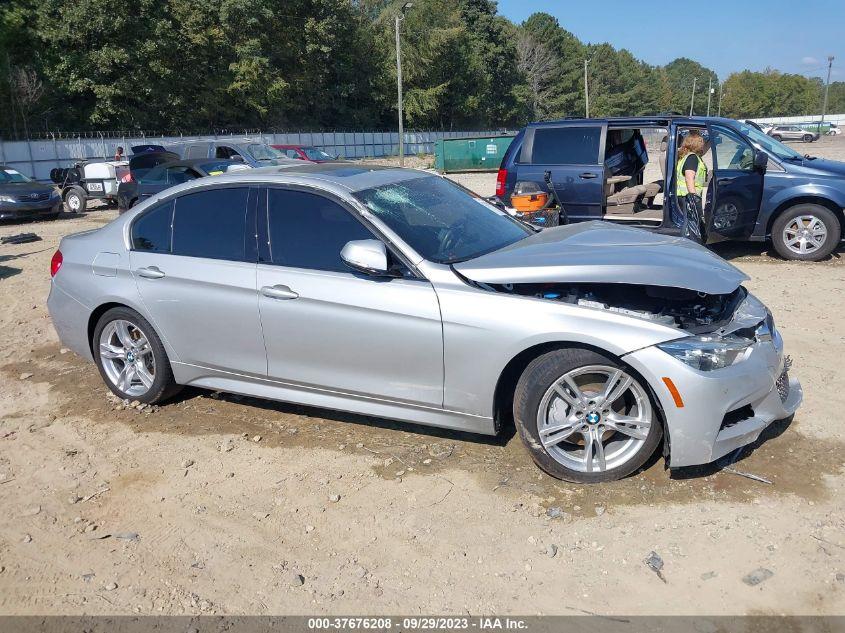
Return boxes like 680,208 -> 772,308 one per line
735,121 -> 803,160
0,167 -> 32,184
247,144 -> 286,162
303,147 -> 333,161
353,175 -> 532,264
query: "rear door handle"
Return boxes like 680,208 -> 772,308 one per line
261,284 -> 299,300
579,172 -> 598,179
136,266 -> 165,279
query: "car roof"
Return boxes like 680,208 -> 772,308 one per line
190,162 -> 432,193
527,115 -> 738,128
166,137 -> 267,147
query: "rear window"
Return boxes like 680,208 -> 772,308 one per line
531,126 -> 601,165
171,187 -> 250,261
131,200 -> 173,253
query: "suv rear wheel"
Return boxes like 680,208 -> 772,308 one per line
771,203 -> 841,261
513,348 -> 663,483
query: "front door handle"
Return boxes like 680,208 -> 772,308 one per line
579,172 -> 598,179
717,178 -> 735,185
136,266 -> 165,279
261,284 -> 299,300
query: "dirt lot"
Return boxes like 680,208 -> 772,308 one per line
0,137 -> 844,616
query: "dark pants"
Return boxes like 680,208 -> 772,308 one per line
671,193 -> 704,244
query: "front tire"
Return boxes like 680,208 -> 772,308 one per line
803,134 -> 814,143
771,204 -> 841,261
93,307 -> 181,404
771,134 -> 782,142
513,348 -> 662,483
64,186 -> 87,213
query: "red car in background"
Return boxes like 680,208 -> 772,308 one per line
271,145 -> 337,163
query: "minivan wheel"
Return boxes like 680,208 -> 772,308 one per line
513,348 -> 662,483
93,307 -> 181,404
771,204 -> 841,261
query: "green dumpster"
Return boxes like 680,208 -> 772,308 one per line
434,135 -> 515,173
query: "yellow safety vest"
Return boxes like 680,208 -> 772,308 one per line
675,153 -> 706,196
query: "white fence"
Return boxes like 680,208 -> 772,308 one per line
0,130 -> 512,182
751,113 -> 845,126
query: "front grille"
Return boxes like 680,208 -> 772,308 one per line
15,192 -> 50,202
776,356 -> 792,403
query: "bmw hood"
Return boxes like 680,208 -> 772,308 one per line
453,221 -> 748,295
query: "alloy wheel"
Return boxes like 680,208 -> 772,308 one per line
98,319 -> 156,397
535,365 -> 652,473
782,214 -> 828,255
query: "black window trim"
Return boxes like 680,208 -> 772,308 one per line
128,183 -> 259,263
258,183 -> 425,280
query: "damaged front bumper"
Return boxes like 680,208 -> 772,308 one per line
623,306 -> 803,468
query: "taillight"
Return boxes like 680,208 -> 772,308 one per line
120,172 -> 135,183
495,168 -> 507,198
50,250 -> 63,277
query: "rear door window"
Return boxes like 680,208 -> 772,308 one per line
184,144 -> 208,159
171,187 -> 250,261
531,126 -> 602,165
131,200 -> 173,253
265,188 -> 375,272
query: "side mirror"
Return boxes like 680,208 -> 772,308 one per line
753,150 -> 768,172
340,239 -> 391,276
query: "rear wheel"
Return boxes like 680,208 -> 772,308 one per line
93,307 -> 180,404
802,134 -> 813,143
513,348 -> 662,483
771,204 -> 841,261
64,186 -> 87,213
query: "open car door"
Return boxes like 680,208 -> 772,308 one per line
704,124 -> 764,241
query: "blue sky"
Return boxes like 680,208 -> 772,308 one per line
497,0 -> 842,81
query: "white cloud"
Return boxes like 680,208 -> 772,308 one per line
801,56 -> 820,66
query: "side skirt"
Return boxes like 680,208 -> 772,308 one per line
171,362 -> 496,436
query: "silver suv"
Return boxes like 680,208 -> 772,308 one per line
768,125 -> 818,142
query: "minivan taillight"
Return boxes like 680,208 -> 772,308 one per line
495,168 -> 507,198
50,250 -> 63,277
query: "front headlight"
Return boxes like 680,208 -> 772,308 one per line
658,334 -> 752,371
0,194 -> 14,203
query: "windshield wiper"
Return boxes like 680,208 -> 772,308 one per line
804,154 -> 817,160
781,155 -> 803,161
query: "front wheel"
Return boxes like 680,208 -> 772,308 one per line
64,186 -> 87,213
93,306 -> 181,404
803,134 -> 814,143
771,204 -> 841,261
771,134 -> 782,142
513,348 -> 662,483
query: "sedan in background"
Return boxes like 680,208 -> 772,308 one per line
271,144 -> 337,162
48,164 -> 801,483
117,158 -> 250,212
0,165 -> 62,221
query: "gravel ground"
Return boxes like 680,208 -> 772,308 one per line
0,136 -> 844,616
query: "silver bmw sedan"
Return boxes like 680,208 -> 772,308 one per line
47,164 -> 802,483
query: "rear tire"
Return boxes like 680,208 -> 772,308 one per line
803,134 -> 813,143
64,186 -> 87,213
771,204 -> 841,261
513,347 -> 663,483
93,307 -> 181,404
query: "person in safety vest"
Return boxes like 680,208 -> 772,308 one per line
672,130 -> 709,243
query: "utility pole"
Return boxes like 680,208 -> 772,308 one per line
689,77 -> 697,116
818,55 -> 834,134
706,77 -> 713,116
584,58 -> 592,118
717,83 -> 724,117
395,3 -> 413,167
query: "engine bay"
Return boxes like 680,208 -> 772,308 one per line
487,282 -> 747,333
